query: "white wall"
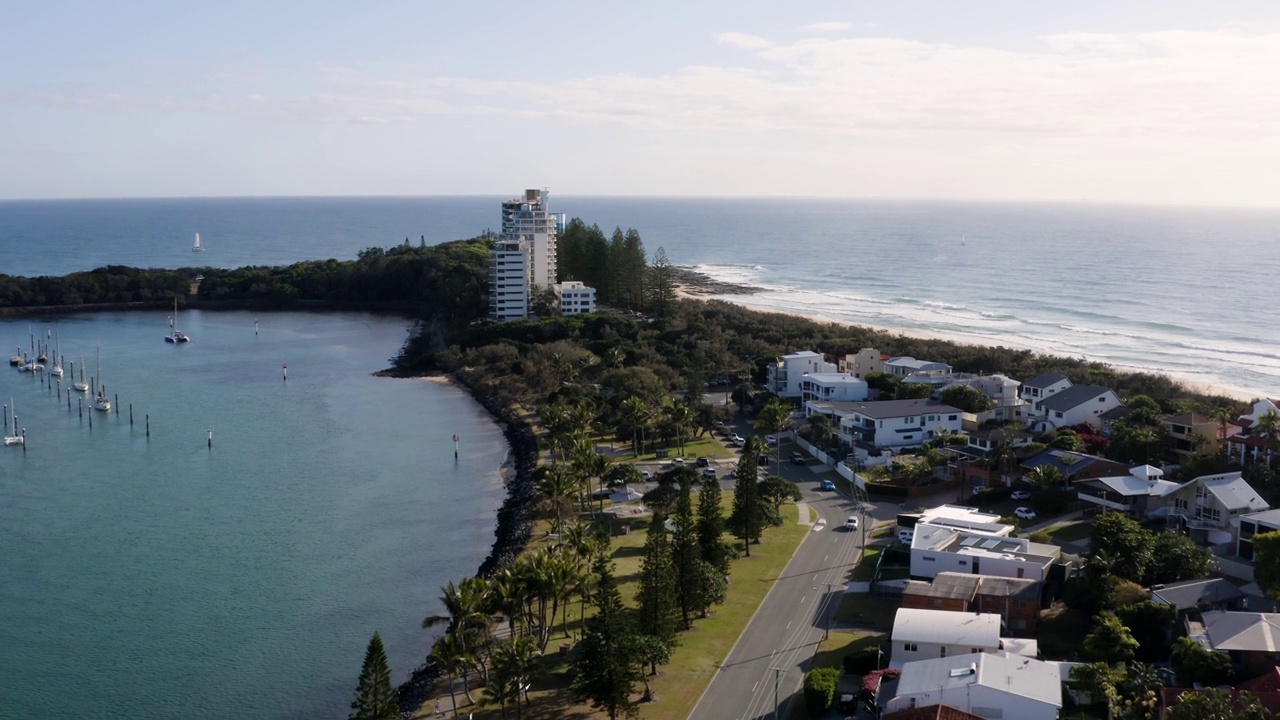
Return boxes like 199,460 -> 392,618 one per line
892,640 -> 999,667
887,685 -> 1058,720
910,550 -> 1046,582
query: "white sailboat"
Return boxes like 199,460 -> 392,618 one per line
192,232 -> 203,252
94,344 -> 111,412
165,296 -> 190,343
73,350 -> 89,392
4,399 -> 23,446
49,329 -> 64,377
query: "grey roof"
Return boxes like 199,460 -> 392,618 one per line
1021,448 -> 1121,475
1099,405 -> 1134,421
1036,384 -> 1116,413
1023,372 -> 1069,389
846,398 -> 962,420
975,575 -> 1041,599
1150,578 -> 1245,611
1200,611 -> 1280,652
903,573 -> 982,601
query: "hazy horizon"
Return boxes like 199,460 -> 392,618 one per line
6,2 -> 1280,206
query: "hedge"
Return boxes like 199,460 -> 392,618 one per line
804,667 -> 840,716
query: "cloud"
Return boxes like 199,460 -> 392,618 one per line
802,21 -> 853,33
713,31 -> 774,50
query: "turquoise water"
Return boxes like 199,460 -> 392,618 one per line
0,310 -> 507,719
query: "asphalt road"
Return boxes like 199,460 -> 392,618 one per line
688,432 -> 871,720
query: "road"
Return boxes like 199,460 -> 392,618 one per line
688,431 -> 871,720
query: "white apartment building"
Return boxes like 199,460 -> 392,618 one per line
501,189 -> 559,290
835,399 -> 964,450
799,373 -> 869,403
553,281 -> 596,315
909,524 -> 1060,581
767,351 -> 836,398
490,238 -> 530,321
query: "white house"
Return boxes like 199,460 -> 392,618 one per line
799,373 -> 869,403
884,356 -> 953,378
835,399 -> 964,450
1164,471 -> 1270,546
1029,384 -> 1123,431
1075,465 -> 1180,518
885,651 -> 1063,720
1238,398 -> 1280,431
909,505 -> 1015,537
552,281 -> 596,315
910,525 -> 1060,582
767,351 -> 836,398
890,609 -> 1003,668
1020,372 -> 1071,406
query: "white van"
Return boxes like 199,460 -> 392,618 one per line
897,529 -> 915,546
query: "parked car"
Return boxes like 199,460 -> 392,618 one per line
765,434 -> 778,445
640,470 -> 652,481
696,456 -> 709,467
1014,507 -> 1038,521
730,434 -> 746,446
671,458 -> 684,467
898,529 -> 915,545
1010,490 -> 1032,501
836,694 -> 857,713
726,467 -> 739,479
703,468 -> 717,479
757,454 -> 772,467
845,516 -> 859,531
819,479 -> 836,491
790,451 -> 805,465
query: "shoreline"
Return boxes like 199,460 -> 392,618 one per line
671,266 -> 1256,402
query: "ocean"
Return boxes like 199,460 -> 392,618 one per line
0,310 -> 507,719
4,196 -> 1277,398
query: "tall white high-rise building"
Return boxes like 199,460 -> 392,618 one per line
489,238 -> 530,322
500,189 -> 559,289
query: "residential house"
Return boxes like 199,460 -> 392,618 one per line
903,505 -> 1015,537
1228,399 -> 1280,467
767,350 -> 836,398
1075,464 -> 1180,518
1188,610 -> 1280,676
838,347 -> 885,379
1238,398 -> 1280,431
833,399 -> 964,450
884,356 -> 953,378
1027,384 -> 1124,432
1098,405 -> 1135,436
890,609 -> 1003,667
798,373 -> 869,403
1161,411 -> 1233,457
1019,448 -> 1132,485
1236,508 -> 1280,560
1150,578 -> 1246,614
909,524 -> 1060,582
965,428 -> 1034,455
551,281 -> 596,315
884,651 -> 1063,720
1164,471 -> 1270,546
902,572 -> 1042,636
1019,372 -> 1071,406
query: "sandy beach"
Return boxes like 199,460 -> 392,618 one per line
671,266 -> 1255,402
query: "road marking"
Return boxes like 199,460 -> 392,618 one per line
801,595 -> 806,603
824,554 -> 829,561
786,621 -> 792,629
753,681 -> 758,692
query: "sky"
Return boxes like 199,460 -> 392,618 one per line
3,1 -> 1280,205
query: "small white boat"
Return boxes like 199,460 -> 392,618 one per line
49,329 -> 64,377
94,344 -> 110,412
165,296 -> 190,343
72,350 -> 89,392
4,398 -> 23,446
192,232 -> 203,252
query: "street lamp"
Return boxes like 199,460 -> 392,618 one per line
770,666 -> 787,719
813,582 -> 838,640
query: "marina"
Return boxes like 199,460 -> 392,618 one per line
0,309 -> 508,719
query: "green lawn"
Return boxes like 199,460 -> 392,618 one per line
851,545 -> 883,582
1047,520 -> 1093,542
630,435 -> 735,461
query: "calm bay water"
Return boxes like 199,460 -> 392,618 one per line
3,196 -> 1279,397
0,310 -> 506,719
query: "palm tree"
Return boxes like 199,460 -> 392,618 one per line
755,398 -> 792,475
423,576 -> 495,683
491,635 -> 542,713
663,399 -> 694,457
619,395 -> 652,456
805,413 -> 832,448
1026,464 -> 1063,491
535,464 -> 577,534
1207,405 -> 1235,452
1256,409 -> 1280,466
429,632 -> 475,715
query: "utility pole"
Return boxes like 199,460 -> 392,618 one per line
771,666 -> 784,719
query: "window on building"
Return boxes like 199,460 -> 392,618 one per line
903,643 -> 918,652
939,646 -> 947,658
1016,568 -> 1025,579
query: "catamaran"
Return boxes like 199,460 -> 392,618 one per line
192,232 -> 203,252
165,296 -> 190,343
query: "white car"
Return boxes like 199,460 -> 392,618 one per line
640,470 -> 652,481
765,434 -> 778,445
1014,507 -> 1037,521
844,516 -> 859,531
730,434 -> 746,446
897,529 -> 914,545
1010,490 -> 1032,501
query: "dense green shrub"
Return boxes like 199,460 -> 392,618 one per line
803,667 -> 840,716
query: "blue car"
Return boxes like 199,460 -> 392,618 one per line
819,480 -> 836,491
